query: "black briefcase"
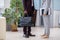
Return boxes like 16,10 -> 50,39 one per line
19,17 -> 32,27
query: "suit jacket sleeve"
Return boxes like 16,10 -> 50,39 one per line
22,0 -> 27,11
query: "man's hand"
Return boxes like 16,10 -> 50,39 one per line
24,10 -> 27,14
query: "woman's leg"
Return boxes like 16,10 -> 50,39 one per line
43,15 -> 50,38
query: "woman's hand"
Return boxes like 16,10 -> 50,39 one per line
43,14 -> 47,16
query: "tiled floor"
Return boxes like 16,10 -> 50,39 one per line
6,27 -> 60,40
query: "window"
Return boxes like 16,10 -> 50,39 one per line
0,0 -> 4,8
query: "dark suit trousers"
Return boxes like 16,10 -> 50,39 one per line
23,13 -> 32,35
23,26 -> 31,35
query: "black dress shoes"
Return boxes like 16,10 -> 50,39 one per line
29,33 -> 35,37
23,34 -> 29,38
23,33 -> 35,38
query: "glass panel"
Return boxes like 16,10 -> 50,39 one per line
54,0 -> 60,11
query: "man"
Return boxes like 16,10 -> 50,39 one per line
22,0 -> 35,38
41,0 -> 51,38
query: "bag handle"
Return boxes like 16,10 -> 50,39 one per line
24,13 -> 29,17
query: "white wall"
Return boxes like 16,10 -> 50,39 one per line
53,11 -> 60,27
2,0 -> 10,14
0,0 -> 4,13
0,0 -> 10,14
53,0 -> 60,27
0,0 -> 4,8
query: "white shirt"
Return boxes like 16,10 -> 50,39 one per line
42,0 -> 46,8
40,0 -> 51,15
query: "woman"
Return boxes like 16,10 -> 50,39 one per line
41,0 -> 51,38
